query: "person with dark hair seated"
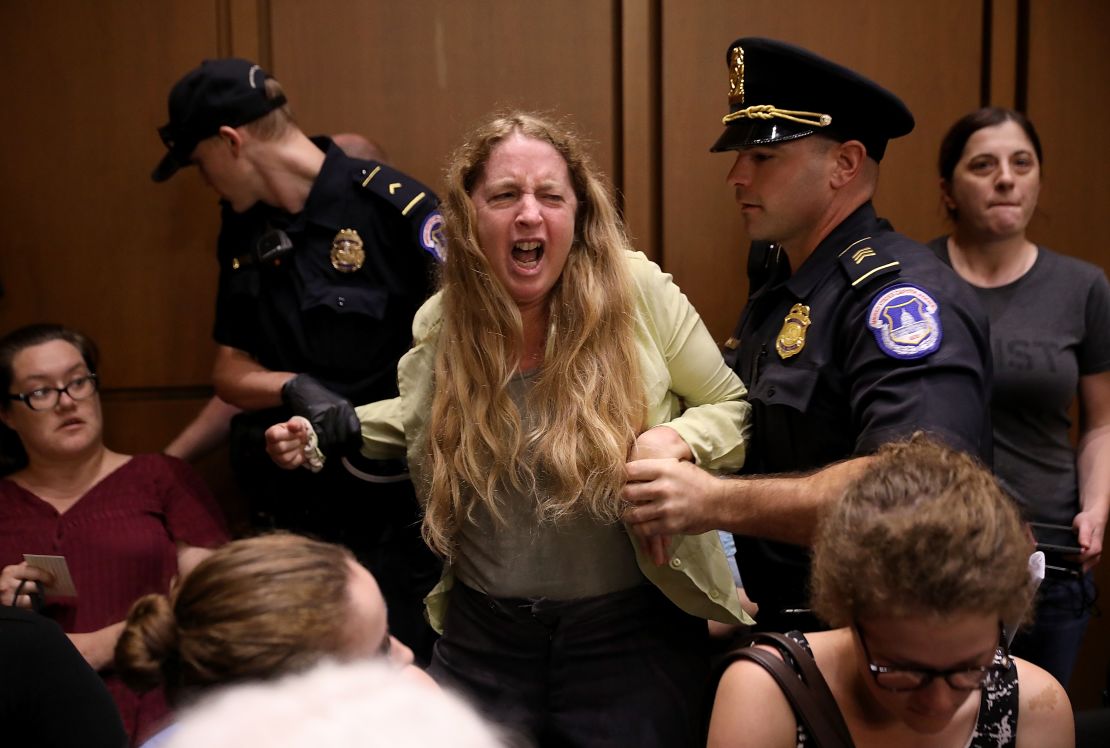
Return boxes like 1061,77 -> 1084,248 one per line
0,323 -> 229,745
708,437 -> 1073,748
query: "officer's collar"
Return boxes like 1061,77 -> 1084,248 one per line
784,201 -> 879,298
300,136 -> 352,231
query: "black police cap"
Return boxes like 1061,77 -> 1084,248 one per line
709,38 -> 914,161
152,58 -> 287,182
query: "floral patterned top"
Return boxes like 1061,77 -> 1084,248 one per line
786,631 -> 1018,748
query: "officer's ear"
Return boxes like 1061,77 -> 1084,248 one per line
829,139 -> 867,188
216,125 -> 244,158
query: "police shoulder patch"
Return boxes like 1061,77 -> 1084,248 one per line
866,284 -> 943,359
419,209 -> 446,261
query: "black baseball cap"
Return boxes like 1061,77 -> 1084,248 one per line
709,38 -> 914,161
152,58 -> 287,182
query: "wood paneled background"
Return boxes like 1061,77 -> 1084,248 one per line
1,0 -> 1107,707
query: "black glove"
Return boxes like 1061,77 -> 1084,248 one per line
281,374 -> 362,454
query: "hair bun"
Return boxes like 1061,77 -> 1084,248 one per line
116,593 -> 179,693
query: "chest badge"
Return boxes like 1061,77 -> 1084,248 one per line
776,303 -> 811,359
330,228 -> 365,272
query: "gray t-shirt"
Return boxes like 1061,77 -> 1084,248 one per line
454,370 -> 645,599
930,238 -> 1110,525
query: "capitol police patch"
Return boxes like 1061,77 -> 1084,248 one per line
420,210 -> 446,262
867,285 -> 942,359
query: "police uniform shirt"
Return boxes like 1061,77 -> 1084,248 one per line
213,138 -> 440,406
726,202 -> 992,615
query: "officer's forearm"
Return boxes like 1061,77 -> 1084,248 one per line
716,456 -> 874,546
164,396 -> 242,460
212,345 -> 296,411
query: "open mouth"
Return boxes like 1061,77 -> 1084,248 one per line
59,418 -> 84,429
512,240 -> 544,269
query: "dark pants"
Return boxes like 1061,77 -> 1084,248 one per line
230,410 -> 441,664
429,582 -> 710,748
1011,571 -> 1096,688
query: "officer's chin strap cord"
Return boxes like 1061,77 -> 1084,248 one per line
723,105 -> 832,128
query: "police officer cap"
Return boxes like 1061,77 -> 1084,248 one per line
709,38 -> 914,161
152,58 -> 287,182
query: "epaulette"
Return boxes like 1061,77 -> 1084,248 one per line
837,235 -> 900,294
354,161 -> 445,260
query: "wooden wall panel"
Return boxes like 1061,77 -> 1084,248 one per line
102,397 -> 246,529
266,0 -> 619,197
621,0 -> 662,261
0,0 -> 225,389
1026,0 -> 1110,709
225,0 -> 265,61
988,0 -> 1019,108
660,0 -> 982,342
1025,1 -> 1110,273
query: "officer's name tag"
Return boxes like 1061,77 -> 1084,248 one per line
867,285 -> 942,359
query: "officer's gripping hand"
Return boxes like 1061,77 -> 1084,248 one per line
626,427 -> 692,566
622,458 -> 722,539
280,374 -> 362,454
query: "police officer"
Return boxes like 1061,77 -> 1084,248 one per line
153,58 -> 443,659
623,38 -> 991,632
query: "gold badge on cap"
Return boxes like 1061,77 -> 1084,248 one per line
728,45 -> 745,105
330,228 -> 365,272
776,303 -> 811,359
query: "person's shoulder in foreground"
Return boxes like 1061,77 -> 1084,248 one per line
0,606 -> 127,748
163,659 -> 506,748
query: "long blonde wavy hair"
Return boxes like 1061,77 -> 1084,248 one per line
423,112 -> 646,558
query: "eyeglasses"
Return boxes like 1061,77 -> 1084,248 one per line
854,620 -> 1011,692
7,374 -> 98,411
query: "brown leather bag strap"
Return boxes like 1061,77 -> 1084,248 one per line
720,633 -> 856,748
753,632 -> 855,744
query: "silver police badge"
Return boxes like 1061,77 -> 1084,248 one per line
330,228 -> 365,272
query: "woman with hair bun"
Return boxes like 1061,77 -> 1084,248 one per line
116,533 -> 425,747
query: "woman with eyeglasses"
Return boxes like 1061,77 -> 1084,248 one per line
0,323 -> 229,746
707,437 -> 1073,748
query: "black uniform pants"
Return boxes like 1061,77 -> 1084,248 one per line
429,581 -> 710,748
